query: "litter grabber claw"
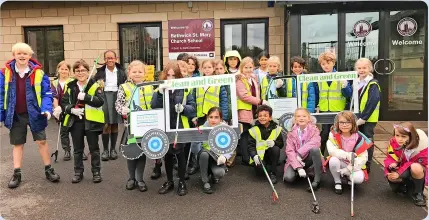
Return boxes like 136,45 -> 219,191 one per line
260,158 -> 279,202
307,177 -> 320,214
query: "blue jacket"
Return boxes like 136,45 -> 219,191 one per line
151,88 -> 196,129
219,85 -> 229,120
0,59 -> 53,132
290,76 -> 318,113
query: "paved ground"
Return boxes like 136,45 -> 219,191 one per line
0,121 -> 427,220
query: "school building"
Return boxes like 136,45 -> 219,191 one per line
0,1 -> 427,121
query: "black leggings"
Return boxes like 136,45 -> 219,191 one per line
165,144 -> 186,182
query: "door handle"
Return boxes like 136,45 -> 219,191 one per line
373,59 -> 395,75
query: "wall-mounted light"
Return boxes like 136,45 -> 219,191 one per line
188,1 -> 193,8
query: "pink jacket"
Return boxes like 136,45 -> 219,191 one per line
384,129 -> 428,185
236,74 -> 260,124
284,123 -> 322,171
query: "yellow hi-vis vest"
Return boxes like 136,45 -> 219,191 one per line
3,68 -> 44,109
52,78 -> 74,95
286,78 -> 308,108
196,86 -> 220,118
121,82 -> 153,110
63,82 -> 104,126
318,81 -> 346,112
237,79 -> 252,110
248,126 -> 282,164
261,75 -> 276,101
359,81 -> 380,122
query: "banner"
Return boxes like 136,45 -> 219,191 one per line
297,71 -> 357,83
130,109 -> 165,137
164,74 -> 235,89
168,19 -> 215,60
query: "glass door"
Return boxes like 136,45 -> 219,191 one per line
377,9 -> 427,120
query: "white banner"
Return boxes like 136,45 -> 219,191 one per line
130,110 -> 165,137
168,51 -> 215,60
268,98 -> 298,119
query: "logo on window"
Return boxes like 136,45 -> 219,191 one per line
353,20 -> 372,38
202,20 -> 213,32
397,17 -> 417,37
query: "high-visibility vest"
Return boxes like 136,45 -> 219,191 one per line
387,144 -> 399,162
52,78 -> 74,95
180,89 -> 191,128
63,82 -> 104,126
3,68 -> 44,109
318,81 -> 346,112
196,86 -> 220,118
248,126 -> 282,164
237,79 -> 252,110
286,78 -> 308,108
359,81 -> 380,122
261,76 -> 275,101
121,82 -> 153,110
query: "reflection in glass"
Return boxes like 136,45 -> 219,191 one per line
224,24 -> 242,52
142,27 -> 161,71
26,30 -> 45,68
301,14 -> 338,73
388,10 -> 425,111
121,25 -> 140,70
246,23 -> 266,60
47,29 -> 65,76
345,12 -> 379,71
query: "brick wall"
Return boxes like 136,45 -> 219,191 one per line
0,1 -> 285,70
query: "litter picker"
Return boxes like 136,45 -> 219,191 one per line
307,177 -> 320,214
351,153 -> 355,217
259,157 -> 279,202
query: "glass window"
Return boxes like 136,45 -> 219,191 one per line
24,26 -> 64,77
120,23 -> 162,71
221,19 -> 268,61
301,14 -> 338,73
345,12 -> 379,71
388,10 -> 425,111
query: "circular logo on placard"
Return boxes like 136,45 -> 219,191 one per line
278,113 -> 295,133
353,20 -> 372,37
202,20 -> 213,32
208,125 -> 238,155
397,17 -> 417,37
141,129 -> 169,159
120,142 -> 144,160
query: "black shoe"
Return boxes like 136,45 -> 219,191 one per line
137,181 -> 148,192
45,167 -> 60,182
92,172 -> 102,183
188,165 -> 199,175
158,181 -> 174,194
82,152 -> 88,161
307,181 -> 321,192
126,179 -> 136,190
334,183 -> 343,195
8,172 -> 21,189
151,164 -> 162,180
203,182 -> 213,194
101,151 -> 109,161
72,173 -> 83,183
110,149 -> 118,160
412,193 -> 426,206
395,184 -> 408,196
63,151 -> 71,161
177,181 -> 187,196
269,173 -> 278,184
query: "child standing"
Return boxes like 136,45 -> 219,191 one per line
289,56 -> 318,113
260,56 -> 286,100
326,111 -> 372,194
1,42 -> 60,188
191,107 -> 230,194
115,60 -> 153,192
194,60 -> 229,126
384,122 -> 428,206
317,52 -> 353,156
214,59 -> 227,75
354,58 -> 381,173
254,52 -> 270,84
248,105 -> 283,184
151,62 -> 196,196
185,55 -> 200,77
283,108 -> 322,190
52,61 -> 76,161
224,50 -> 242,74
61,60 -> 104,183
236,57 -> 262,166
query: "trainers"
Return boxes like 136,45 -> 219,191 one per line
63,150 -> 71,161
158,181 -> 174,194
45,167 -> 60,182
101,151 -> 109,161
412,193 -> 426,206
269,173 -> 278,184
126,179 -> 136,190
72,173 -> 83,183
203,182 -> 213,194
110,149 -> 118,160
137,181 -> 148,192
8,171 -> 22,189
177,181 -> 188,196
92,172 -> 102,183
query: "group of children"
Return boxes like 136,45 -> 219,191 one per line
0,43 -> 427,207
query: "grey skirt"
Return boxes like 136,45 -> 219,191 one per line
103,91 -> 121,124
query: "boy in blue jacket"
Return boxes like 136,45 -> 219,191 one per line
289,56 -> 318,113
0,43 -> 60,188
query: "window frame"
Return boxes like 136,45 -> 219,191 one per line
118,22 -> 163,71
23,25 -> 64,77
220,18 -> 269,60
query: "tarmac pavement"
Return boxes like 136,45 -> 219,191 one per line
0,121 -> 427,220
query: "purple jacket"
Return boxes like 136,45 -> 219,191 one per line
284,123 -> 321,171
